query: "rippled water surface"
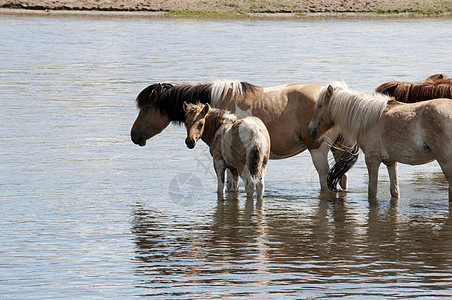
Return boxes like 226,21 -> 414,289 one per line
1,12 -> 452,298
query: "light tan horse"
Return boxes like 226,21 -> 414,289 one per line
184,103 -> 270,198
131,80 -> 354,191
308,81 -> 452,201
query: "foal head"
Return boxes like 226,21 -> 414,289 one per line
183,102 -> 210,149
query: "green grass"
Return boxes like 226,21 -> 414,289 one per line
166,9 -> 248,18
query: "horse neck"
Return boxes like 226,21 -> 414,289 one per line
200,111 -> 233,146
331,90 -> 388,143
408,83 -> 452,102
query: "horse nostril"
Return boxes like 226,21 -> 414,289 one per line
185,138 -> 196,149
308,125 -> 318,139
131,131 -> 146,146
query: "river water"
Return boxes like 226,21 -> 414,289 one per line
1,11 -> 452,299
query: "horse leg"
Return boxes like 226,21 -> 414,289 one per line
256,177 -> 265,199
436,160 -> 452,202
226,169 -> 239,191
213,160 -> 226,198
309,143 -> 330,190
365,157 -> 380,199
386,162 -> 400,198
242,174 -> 255,198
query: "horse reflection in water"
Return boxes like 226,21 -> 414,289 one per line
308,81 -> 452,201
183,102 -> 270,199
130,80 -> 355,191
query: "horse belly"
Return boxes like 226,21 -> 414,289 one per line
383,141 -> 435,165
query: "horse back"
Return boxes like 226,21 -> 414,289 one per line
219,117 -> 270,178
421,99 -> 452,135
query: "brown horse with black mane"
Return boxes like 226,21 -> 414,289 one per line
131,80 -> 356,191
376,74 -> 452,102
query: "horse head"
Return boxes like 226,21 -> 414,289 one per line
131,83 -> 172,146
183,102 -> 210,149
308,84 -> 335,140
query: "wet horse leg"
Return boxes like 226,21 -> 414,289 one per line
226,169 -> 239,191
436,159 -> 452,202
213,159 -> 226,198
241,173 -> 255,198
309,142 -> 330,190
256,176 -> 265,199
365,157 -> 381,199
386,162 -> 399,198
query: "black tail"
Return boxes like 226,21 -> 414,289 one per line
327,145 -> 360,191
249,145 -> 260,178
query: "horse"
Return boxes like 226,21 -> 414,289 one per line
325,74 -> 452,191
130,80 -> 356,191
376,74 -> 452,103
183,102 -> 270,198
308,81 -> 452,201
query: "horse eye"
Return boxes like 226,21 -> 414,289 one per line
197,123 -> 204,130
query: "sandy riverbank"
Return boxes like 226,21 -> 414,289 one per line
0,0 -> 451,16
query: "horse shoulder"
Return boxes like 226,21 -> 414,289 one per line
228,86 -> 263,117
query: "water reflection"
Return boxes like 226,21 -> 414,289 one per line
2,13 -> 452,298
131,192 -> 452,297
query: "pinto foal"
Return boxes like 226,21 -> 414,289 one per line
183,103 -> 270,198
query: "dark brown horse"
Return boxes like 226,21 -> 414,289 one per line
131,80 -> 356,191
376,74 -> 452,102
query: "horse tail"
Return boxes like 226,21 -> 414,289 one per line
327,145 -> 360,191
248,144 -> 269,180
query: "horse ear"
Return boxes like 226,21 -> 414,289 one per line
202,103 -> 210,115
153,83 -> 163,96
183,102 -> 189,112
327,85 -> 334,96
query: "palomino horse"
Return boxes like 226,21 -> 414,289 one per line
324,75 -> 452,190
183,103 -> 270,198
131,80 -> 355,191
308,81 -> 452,201
376,74 -> 452,102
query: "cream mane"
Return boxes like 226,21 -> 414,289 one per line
210,80 -> 245,108
207,107 -> 237,125
319,81 -> 390,144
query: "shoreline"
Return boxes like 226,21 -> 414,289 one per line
1,0 -> 451,19
1,7 -> 451,19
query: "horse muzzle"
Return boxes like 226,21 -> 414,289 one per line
185,137 -> 196,149
308,124 -> 319,140
131,131 -> 147,146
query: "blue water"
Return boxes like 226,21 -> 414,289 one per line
1,11 -> 452,298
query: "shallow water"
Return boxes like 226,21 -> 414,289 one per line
1,13 -> 452,298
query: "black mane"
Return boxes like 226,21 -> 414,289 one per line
135,83 -> 213,123
135,81 -> 257,123
160,84 -> 213,122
